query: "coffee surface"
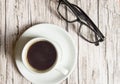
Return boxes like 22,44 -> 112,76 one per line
27,41 -> 57,71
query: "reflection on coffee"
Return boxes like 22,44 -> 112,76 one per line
27,41 -> 57,71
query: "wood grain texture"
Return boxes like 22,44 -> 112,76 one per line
77,0 -> 101,84
0,0 -> 120,84
0,0 -> 6,84
99,0 -> 120,84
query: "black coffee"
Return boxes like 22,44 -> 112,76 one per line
27,41 -> 57,71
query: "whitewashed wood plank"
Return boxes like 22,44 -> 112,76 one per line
98,1 -> 110,84
5,0 -> 18,83
99,0 -> 120,84
77,0 -> 101,84
13,0 -> 32,84
0,0 -> 6,84
5,0 -> 21,84
5,0 -> 31,84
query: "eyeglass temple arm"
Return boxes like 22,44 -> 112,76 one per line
71,4 -> 105,41
62,0 -> 105,41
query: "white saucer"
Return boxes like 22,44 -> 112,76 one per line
14,24 -> 77,84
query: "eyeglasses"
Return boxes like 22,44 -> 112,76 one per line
57,0 -> 105,46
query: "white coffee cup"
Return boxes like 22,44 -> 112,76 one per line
22,37 -> 68,75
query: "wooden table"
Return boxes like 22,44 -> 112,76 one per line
0,0 -> 120,84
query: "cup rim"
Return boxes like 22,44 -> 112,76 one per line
22,37 -> 59,73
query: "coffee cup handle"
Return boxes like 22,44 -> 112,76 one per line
55,66 -> 68,75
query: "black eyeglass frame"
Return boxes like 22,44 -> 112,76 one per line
57,0 -> 105,45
